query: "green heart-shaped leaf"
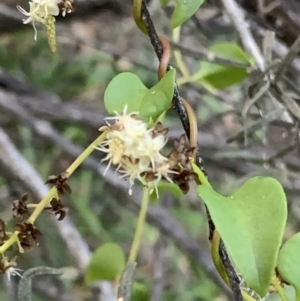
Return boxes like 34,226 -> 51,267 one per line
141,69 -> 176,120
85,242 -> 125,283
104,72 -> 148,116
172,0 -> 205,28
153,68 -> 176,103
193,42 -> 252,89
104,70 -> 176,121
197,177 -> 287,296
277,232 -> 300,299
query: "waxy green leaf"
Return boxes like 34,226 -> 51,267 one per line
85,242 -> 125,283
277,232 -> 300,300
193,42 -> 252,89
172,0 -> 205,28
104,69 -> 176,121
197,177 -> 287,296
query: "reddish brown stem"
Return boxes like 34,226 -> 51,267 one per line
158,36 -> 197,159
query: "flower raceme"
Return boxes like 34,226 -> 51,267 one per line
17,0 -> 60,40
17,0 -> 75,41
97,108 -> 166,194
97,107 -> 177,195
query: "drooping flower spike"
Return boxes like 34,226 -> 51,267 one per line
17,0 -> 75,51
17,0 -> 61,40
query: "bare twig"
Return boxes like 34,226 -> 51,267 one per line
262,31 -> 275,76
242,81 -> 270,145
227,107 -> 287,143
275,34 -> 300,83
266,144 -> 297,163
220,0 -> 265,71
283,76 -> 300,100
117,262 -> 137,301
250,21 -> 300,72
269,84 -> 300,120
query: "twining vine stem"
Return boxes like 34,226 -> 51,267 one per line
157,35 -> 197,158
131,1 -> 243,301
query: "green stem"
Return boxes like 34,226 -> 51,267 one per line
128,187 -> 150,262
191,162 -> 212,187
28,132 -> 106,224
271,276 -> 289,301
27,187 -> 57,224
0,233 -> 19,253
241,291 -> 259,301
172,27 -> 191,80
0,132 -> 107,255
66,132 -> 106,176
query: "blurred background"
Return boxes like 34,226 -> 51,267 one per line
0,0 -> 300,300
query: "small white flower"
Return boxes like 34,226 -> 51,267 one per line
136,133 -> 167,167
119,157 -> 149,195
99,135 -> 125,166
6,267 -> 23,281
157,162 -> 176,181
17,0 -> 61,40
33,0 -> 61,16
137,156 -> 152,172
17,2 -> 43,40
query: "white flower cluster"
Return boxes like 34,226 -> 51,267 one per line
97,106 -> 175,195
17,0 -> 61,40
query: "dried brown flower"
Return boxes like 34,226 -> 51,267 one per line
173,134 -> 194,168
15,222 -> 42,252
45,172 -> 71,195
173,134 -> 186,153
162,134 -> 197,193
12,193 -> 30,220
170,170 -> 197,194
45,198 -> 68,221
58,0 -> 76,16
151,122 -> 169,138
0,255 -> 18,275
0,219 -> 9,245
